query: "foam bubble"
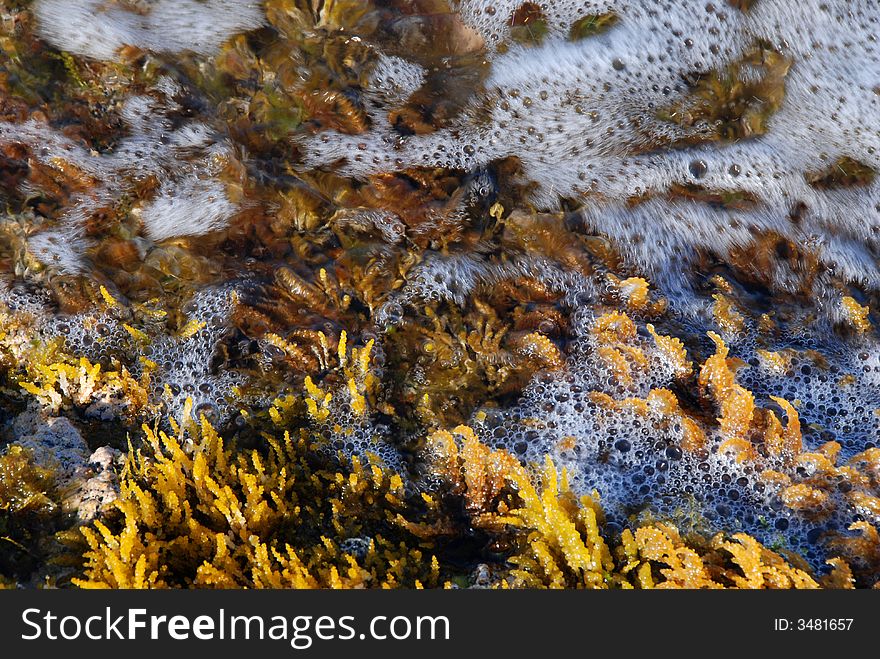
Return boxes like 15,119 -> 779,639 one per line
0,80 -> 240,271
33,0 -> 265,60
302,0 -> 880,292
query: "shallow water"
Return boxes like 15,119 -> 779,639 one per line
1,0 -> 879,588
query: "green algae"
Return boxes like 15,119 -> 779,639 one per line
569,13 -> 618,41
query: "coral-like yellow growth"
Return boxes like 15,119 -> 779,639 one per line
177,318 -> 207,340
592,312 -> 646,385
644,389 -> 707,452
19,356 -> 152,418
589,388 -> 706,452
75,409 -> 438,589
427,425 -> 520,521
609,276 -> 668,314
99,286 -> 118,308
712,293 -> 746,336
617,276 -> 650,310
428,428 -> 847,589
513,332 -> 564,370
608,274 -> 665,313
427,426 -> 621,588
764,396 -> 802,459
624,524 -> 722,588
700,332 -> 755,444
779,483 -> 828,511
304,375 -> 332,422
591,313 -> 690,387
0,446 -> 60,583
300,331 -> 379,421
646,324 -> 692,377
489,202 -> 504,221
2,0 -> 879,591
841,296 -> 871,332
756,349 -> 788,374
627,524 -> 820,589
593,311 -> 637,344
504,457 -> 617,588
268,393 -> 298,428
827,522 -> 880,585
312,331 -> 378,422
0,446 -> 57,517
263,333 -> 317,370
122,324 -> 149,344
339,331 -> 376,417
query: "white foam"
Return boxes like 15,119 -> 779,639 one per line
33,0 -> 265,60
140,178 -> 237,242
0,80 -> 240,271
303,0 -> 880,292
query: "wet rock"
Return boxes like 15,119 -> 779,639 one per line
10,410 -> 90,480
65,446 -> 123,523
6,410 -> 120,522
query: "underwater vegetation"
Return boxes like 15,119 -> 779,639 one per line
0,0 -> 879,588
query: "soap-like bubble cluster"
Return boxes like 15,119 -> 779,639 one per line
455,0 -> 620,50
365,54 -> 428,109
2,0 -> 878,585
303,0 -> 880,292
0,282 -> 247,425
33,0 -> 265,61
379,251 -> 575,312
0,281 -> 53,317
311,399 -> 406,474
306,337 -> 406,473
736,335 -> 880,461
0,79 -> 239,273
472,308 -> 877,572
142,286 -> 247,424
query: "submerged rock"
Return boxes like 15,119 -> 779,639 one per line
10,411 -> 90,480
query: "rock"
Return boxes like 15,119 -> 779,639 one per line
5,409 -> 121,522
65,446 -> 123,523
10,410 -> 90,479
469,563 -> 494,589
